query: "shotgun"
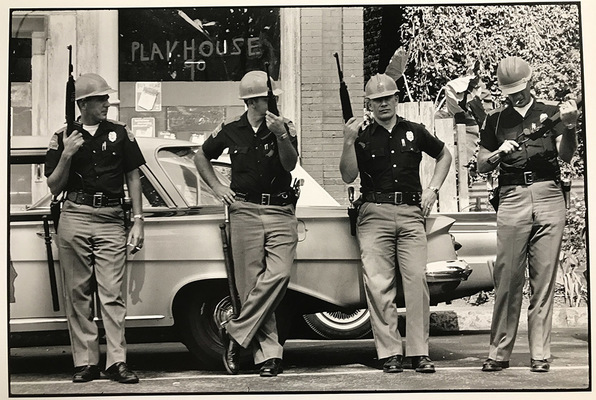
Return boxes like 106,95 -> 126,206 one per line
334,52 -> 353,122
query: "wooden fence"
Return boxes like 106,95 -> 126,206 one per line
397,101 -> 476,213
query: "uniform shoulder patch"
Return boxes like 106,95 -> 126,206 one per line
48,133 -> 60,150
210,122 -> 224,138
126,126 -> 136,142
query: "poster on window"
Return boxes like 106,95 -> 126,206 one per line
135,82 -> 162,112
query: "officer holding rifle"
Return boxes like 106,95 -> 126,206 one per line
478,56 -> 579,373
194,70 -> 298,377
340,73 -> 452,374
45,73 -> 145,383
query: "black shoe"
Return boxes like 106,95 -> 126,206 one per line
72,365 -> 100,383
530,359 -> 550,372
382,355 -> 404,373
412,356 -> 436,373
482,358 -> 509,372
221,329 -> 240,375
104,362 -> 139,384
260,358 -> 283,377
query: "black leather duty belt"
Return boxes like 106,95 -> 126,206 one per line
499,171 -> 558,186
362,191 -> 421,206
66,191 -> 123,207
235,191 -> 295,206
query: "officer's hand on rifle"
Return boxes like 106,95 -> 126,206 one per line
343,117 -> 362,146
63,131 -> 84,158
497,139 -> 520,156
213,183 -> 236,205
265,111 -> 287,139
560,99 -> 579,129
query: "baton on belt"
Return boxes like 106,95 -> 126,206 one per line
219,205 -> 240,316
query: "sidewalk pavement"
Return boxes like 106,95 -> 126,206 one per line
429,306 -> 588,332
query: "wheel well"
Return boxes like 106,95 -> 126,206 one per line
172,279 -> 227,328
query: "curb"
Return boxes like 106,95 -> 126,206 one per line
429,307 -> 588,332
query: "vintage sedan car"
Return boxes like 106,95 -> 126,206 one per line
9,135 -> 493,369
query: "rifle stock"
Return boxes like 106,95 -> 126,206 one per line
264,62 -> 279,116
334,52 -> 353,122
220,206 -> 240,316
42,215 -> 60,312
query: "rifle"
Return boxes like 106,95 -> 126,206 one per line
219,205 -> 240,317
488,95 -> 583,165
333,52 -> 353,122
51,45 -> 80,232
65,45 -> 81,138
264,62 -> 279,116
42,215 -> 60,312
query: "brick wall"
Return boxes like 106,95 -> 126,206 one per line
299,7 -> 364,205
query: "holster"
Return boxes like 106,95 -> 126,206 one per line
122,197 -> 132,229
488,187 -> 500,212
561,178 -> 571,209
50,194 -> 64,233
348,197 -> 363,236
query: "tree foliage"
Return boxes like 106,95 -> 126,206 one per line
398,5 -> 582,103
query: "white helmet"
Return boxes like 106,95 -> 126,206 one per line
75,73 -> 117,100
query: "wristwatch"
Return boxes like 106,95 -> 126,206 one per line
133,214 -> 145,221
428,186 -> 440,195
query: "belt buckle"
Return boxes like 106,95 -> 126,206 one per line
524,171 -> 534,185
393,192 -> 402,205
261,193 -> 271,205
93,193 -> 103,207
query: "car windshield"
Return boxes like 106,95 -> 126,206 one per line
157,147 -> 230,207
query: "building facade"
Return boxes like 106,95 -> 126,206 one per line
9,7 -> 364,207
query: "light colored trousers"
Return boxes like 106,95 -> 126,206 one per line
357,202 -> 429,360
488,181 -> 566,361
58,200 -> 127,369
226,201 -> 297,364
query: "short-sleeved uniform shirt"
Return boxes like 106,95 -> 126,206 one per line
45,119 -> 146,198
355,118 -> 445,193
201,112 -> 299,194
479,99 -> 563,177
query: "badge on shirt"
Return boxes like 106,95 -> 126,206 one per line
540,113 -> 548,123
108,131 -> 117,142
406,131 -> 414,141
48,134 -> 59,150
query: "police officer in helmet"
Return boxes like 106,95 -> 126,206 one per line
45,73 -> 145,383
478,56 -> 579,373
194,70 -> 299,377
340,73 -> 452,374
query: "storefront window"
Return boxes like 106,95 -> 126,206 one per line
118,7 -> 281,142
119,7 -> 281,82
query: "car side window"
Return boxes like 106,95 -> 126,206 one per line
156,147 -> 230,207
